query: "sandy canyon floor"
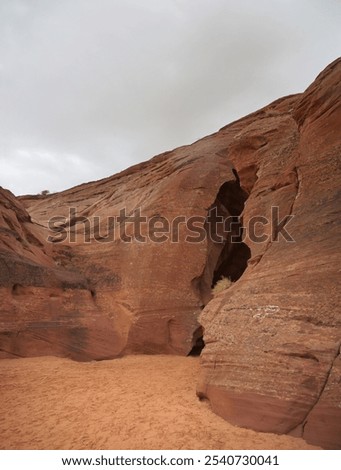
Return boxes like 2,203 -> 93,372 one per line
0,355 -> 317,450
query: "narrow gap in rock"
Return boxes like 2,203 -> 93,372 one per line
211,238 -> 251,286
209,176 -> 250,289
191,167 -> 251,356
188,326 -> 205,356
197,173 -> 250,301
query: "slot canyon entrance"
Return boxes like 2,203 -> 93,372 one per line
189,170 -> 251,356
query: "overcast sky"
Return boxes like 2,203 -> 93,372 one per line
0,0 -> 340,195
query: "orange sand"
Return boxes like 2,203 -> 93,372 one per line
0,355 -> 317,450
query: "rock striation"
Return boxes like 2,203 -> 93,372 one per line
0,59 -> 340,448
196,58 -> 341,449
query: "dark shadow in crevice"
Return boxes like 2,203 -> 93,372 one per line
195,173 -> 250,303
212,241 -> 251,286
210,177 -> 251,287
188,326 -> 205,356
215,180 -> 247,216
191,167 -> 252,356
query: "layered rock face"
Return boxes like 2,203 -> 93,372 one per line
0,59 -> 340,447
0,188 -> 120,360
2,152 -> 238,359
197,59 -> 341,449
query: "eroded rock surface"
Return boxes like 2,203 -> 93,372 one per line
0,188 -> 121,360
2,155 -> 242,359
197,58 -> 341,449
0,59 -> 340,447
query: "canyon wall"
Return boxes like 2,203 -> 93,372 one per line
1,59 -> 340,447
197,58 -> 341,449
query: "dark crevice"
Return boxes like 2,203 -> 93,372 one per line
190,167 -> 252,357
210,179 -> 251,287
232,168 -> 240,185
300,343 -> 340,437
216,180 -> 247,216
188,326 -> 205,356
194,170 -> 251,305
212,241 -> 251,285
287,342 -> 341,437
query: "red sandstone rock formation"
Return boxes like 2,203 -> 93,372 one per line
0,59 -> 340,448
30,156 -> 238,351
196,58 -> 341,449
0,188 -> 122,360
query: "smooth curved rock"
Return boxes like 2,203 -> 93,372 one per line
197,58 -> 341,449
2,156 -> 241,358
0,59 -> 340,448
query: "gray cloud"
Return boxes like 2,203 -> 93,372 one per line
0,0 -> 340,195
